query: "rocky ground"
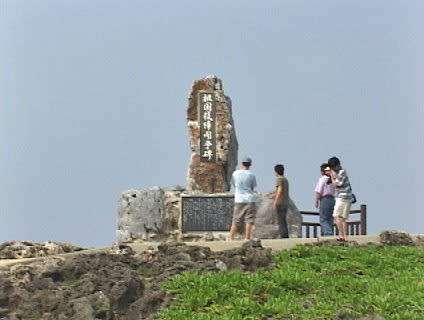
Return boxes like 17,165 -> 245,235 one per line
303,230 -> 424,249
0,241 -> 84,259
0,231 -> 422,320
0,240 -> 271,320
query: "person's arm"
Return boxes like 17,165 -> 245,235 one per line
267,177 -> 275,199
314,177 -> 324,208
273,185 -> 283,209
331,170 -> 346,187
251,175 -> 257,191
230,174 -> 235,190
315,192 -> 321,208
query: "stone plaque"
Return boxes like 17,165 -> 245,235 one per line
182,196 -> 234,232
199,91 -> 216,163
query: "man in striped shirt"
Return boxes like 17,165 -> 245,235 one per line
328,156 -> 353,241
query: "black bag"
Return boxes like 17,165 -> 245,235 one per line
351,193 -> 357,204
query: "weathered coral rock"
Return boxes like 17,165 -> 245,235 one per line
186,75 -> 238,192
0,241 -> 84,259
254,194 -> 302,239
379,230 -> 414,246
116,187 -> 184,243
0,241 -> 272,320
116,188 -> 166,242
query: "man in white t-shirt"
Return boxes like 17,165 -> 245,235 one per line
228,157 -> 257,240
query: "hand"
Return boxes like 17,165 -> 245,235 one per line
272,202 -> 278,210
267,194 -> 275,199
315,199 -> 319,208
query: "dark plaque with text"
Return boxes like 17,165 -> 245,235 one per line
182,196 -> 234,232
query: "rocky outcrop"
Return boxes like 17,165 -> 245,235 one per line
307,231 -> 423,248
379,230 -> 415,246
0,241 -> 272,320
254,194 -> 302,239
0,241 -> 84,259
117,187 -> 185,243
186,75 -> 238,193
116,188 -> 166,243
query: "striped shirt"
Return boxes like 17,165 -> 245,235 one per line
332,168 -> 352,200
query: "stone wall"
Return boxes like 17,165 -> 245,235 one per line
117,188 -> 302,242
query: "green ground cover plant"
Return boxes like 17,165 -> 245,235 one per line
159,245 -> 424,320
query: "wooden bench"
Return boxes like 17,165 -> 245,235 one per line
300,204 -> 367,238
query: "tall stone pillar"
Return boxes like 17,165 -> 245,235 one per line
186,75 -> 238,193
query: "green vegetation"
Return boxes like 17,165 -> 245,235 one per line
159,245 -> 424,320
63,278 -> 80,287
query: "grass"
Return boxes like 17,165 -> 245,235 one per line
158,245 -> 424,320
63,278 -> 80,287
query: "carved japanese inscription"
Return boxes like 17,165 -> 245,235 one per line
186,75 -> 238,193
181,196 -> 234,232
199,91 -> 216,163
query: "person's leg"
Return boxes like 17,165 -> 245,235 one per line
245,223 -> 254,240
244,203 -> 256,240
329,198 -> 335,235
336,217 -> 346,240
276,207 -> 289,238
320,197 -> 334,236
228,224 -> 238,240
334,216 -> 342,239
340,199 -> 351,240
340,218 -> 347,240
229,203 -> 243,240
333,198 -> 345,240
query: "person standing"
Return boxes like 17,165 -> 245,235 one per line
328,156 -> 353,241
314,163 -> 336,236
228,157 -> 257,241
268,164 -> 290,238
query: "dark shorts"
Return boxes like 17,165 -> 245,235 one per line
232,202 -> 256,225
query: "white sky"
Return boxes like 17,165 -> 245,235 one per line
1,0 -> 423,247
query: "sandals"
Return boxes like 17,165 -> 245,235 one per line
336,237 -> 346,242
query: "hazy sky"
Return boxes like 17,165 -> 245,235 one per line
1,1 -> 423,247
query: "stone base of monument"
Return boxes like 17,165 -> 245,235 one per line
116,187 -> 302,243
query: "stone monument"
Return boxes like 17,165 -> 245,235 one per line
116,75 -> 302,243
186,75 -> 238,193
